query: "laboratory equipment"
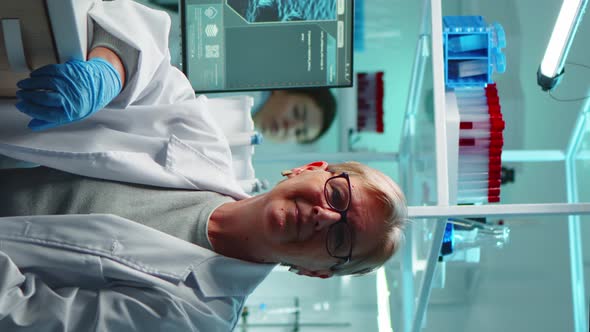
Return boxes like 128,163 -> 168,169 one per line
537,0 -> 588,91
399,3 -> 590,332
453,84 -> 505,204
356,71 -> 385,133
442,16 -> 506,88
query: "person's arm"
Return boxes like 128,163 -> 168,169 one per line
14,51 -> 124,131
0,257 -> 192,331
14,0 -> 193,131
88,46 -> 126,88
0,249 -> 229,331
14,22 -> 134,131
87,0 -> 196,107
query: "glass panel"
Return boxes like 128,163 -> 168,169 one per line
394,2 -> 441,331
574,111 -> 590,202
417,214 -> 579,332
238,270 -> 380,331
394,1 -> 590,332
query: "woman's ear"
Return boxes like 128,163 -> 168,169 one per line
289,266 -> 333,279
282,161 -> 328,178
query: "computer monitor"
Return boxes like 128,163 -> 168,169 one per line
180,0 -> 354,93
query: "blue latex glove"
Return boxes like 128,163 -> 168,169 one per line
15,58 -> 122,131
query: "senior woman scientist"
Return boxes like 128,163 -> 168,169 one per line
0,1 -> 408,331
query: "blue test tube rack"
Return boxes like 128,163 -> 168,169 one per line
443,16 -> 506,88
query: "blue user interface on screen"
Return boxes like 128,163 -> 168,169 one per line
182,0 -> 353,92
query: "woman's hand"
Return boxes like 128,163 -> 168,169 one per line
15,47 -> 124,131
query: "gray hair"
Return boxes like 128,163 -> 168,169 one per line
327,161 -> 408,276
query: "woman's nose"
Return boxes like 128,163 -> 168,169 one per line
311,206 -> 342,231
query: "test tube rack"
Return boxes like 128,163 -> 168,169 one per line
454,84 -> 505,204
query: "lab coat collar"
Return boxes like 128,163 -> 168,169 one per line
0,214 -> 274,297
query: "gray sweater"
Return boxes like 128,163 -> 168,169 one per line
0,167 -> 234,250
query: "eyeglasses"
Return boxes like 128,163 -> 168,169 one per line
324,172 -> 353,270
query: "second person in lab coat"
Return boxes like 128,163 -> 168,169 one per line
251,88 -> 337,144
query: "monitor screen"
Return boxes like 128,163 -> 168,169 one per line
181,0 -> 354,93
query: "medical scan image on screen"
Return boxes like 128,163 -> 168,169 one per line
227,0 -> 337,22
182,0 -> 353,92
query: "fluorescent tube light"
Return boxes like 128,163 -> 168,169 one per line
537,0 -> 588,91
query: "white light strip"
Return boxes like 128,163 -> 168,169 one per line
540,0 -> 587,78
376,267 -> 393,332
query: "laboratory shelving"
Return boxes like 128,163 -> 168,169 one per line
398,1 -> 590,332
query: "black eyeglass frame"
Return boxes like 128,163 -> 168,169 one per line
324,172 -> 354,270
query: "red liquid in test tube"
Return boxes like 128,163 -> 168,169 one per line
460,118 -> 505,130
459,137 -> 504,148
455,83 -> 504,204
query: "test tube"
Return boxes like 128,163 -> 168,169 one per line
460,118 -> 505,130
457,196 -> 500,204
457,104 -> 488,113
457,60 -> 488,78
454,88 -> 486,99
457,188 -> 501,203
460,146 -> 502,154
455,86 -> 498,99
459,154 -> 488,163
459,137 -> 504,148
447,34 -> 487,53
457,196 -> 486,204
459,155 -> 502,165
459,163 -> 501,175
458,171 -> 501,182
459,130 -> 503,140
456,90 -> 498,103
460,112 -> 503,121
458,187 -> 500,196
458,179 -> 502,191
458,103 -> 501,114
459,114 -> 489,122
459,93 -> 500,105
457,99 -> 488,108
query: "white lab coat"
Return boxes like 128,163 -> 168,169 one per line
0,214 -> 275,331
0,1 -> 273,330
0,0 -> 247,199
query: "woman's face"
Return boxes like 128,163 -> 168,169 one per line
254,91 -> 324,143
258,166 -> 387,276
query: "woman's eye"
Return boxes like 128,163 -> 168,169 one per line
326,178 -> 350,210
331,188 -> 343,205
331,228 -> 345,249
295,128 -> 307,138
